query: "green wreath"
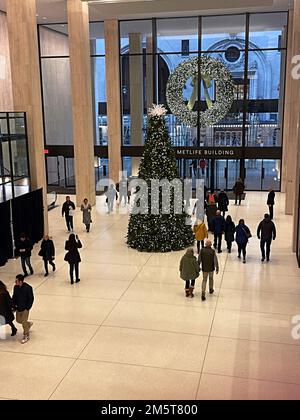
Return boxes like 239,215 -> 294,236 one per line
166,56 -> 235,127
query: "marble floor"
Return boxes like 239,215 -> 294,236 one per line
0,192 -> 300,400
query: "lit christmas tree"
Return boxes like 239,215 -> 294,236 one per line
127,105 -> 194,252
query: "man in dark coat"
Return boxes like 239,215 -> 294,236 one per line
16,233 -> 33,277
212,210 -> 225,253
12,274 -> 34,344
267,188 -> 275,220
233,178 -> 245,205
39,235 -> 56,277
62,196 -> 76,232
217,190 -> 229,217
198,240 -> 219,301
257,214 -> 277,262
0,281 -> 17,337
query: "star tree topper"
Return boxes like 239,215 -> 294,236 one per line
148,104 -> 167,118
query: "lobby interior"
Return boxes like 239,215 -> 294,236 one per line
1,0 -> 300,401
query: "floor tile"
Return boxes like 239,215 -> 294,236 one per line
203,337 -> 300,384
0,352 -> 74,400
104,301 -> 214,336
50,359 -> 200,400
197,373 -> 300,400
80,326 -> 208,372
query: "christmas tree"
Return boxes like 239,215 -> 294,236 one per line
127,104 -> 194,252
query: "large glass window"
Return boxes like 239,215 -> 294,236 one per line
39,25 -> 72,146
156,18 -> 198,53
202,15 -> 246,51
249,13 -> 288,50
120,20 -> 152,53
0,113 -> 30,202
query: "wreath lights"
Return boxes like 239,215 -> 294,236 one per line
166,56 -> 235,127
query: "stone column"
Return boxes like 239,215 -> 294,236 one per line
146,36 -> 154,110
67,0 -> 95,206
6,0 -> 48,233
104,20 -> 122,183
129,33 -> 143,176
281,14 -> 293,193
285,3 -> 300,215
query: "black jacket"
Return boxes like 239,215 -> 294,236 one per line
62,201 -> 75,217
267,191 -> 275,205
233,181 -> 245,195
257,219 -> 276,241
12,283 -> 34,312
212,215 -> 225,235
16,238 -> 32,258
65,240 -> 82,264
218,192 -> 229,212
225,221 -> 236,242
0,290 -> 15,323
39,239 -> 55,261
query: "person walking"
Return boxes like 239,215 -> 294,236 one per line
217,190 -> 229,217
257,214 -> 276,262
62,196 -> 76,232
199,159 -> 206,176
39,235 -> 56,277
64,234 -> 82,284
235,219 -> 252,263
0,281 -> 17,337
206,190 -> 218,231
233,178 -> 245,205
179,248 -> 200,298
212,210 -> 225,253
119,178 -> 128,206
106,184 -> 118,214
198,240 -> 219,302
81,198 -> 92,233
16,233 -> 33,277
193,219 -> 208,254
224,215 -> 236,253
267,188 -> 275,220
12,274 -> 34,344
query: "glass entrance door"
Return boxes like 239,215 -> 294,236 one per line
214,159 -> 240,191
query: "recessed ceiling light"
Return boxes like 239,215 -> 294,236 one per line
42,17 -> 47,20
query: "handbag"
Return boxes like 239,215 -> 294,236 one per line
38,249 -> 43,257
243,228 -> 252,239
64,252 -> 70,262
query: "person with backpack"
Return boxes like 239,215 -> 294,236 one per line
235,219 -> 252,263
179,248 -> 200,298
206,190 -> 218,231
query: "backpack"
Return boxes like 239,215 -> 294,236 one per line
208,194 -> 215,204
